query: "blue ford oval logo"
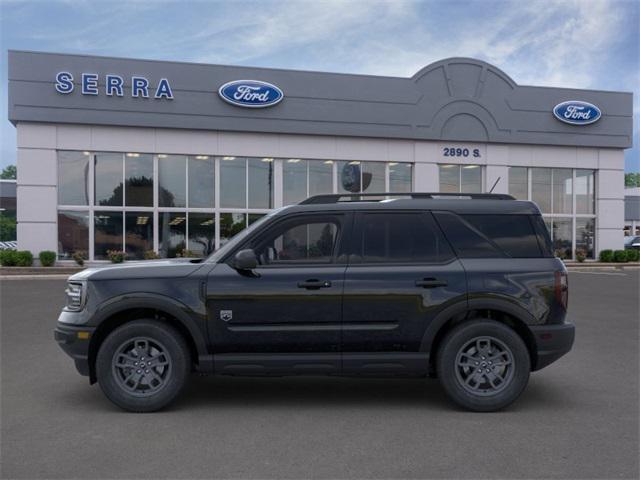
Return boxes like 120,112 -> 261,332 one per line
553,100 -> 601,125
218,80 -> 283,108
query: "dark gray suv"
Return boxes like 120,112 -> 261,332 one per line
55,193 -> 574,412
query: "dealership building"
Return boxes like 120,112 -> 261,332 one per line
7,50 -> 633,261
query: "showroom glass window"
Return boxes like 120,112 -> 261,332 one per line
57,211 -> 89,259
508,167 -> 527,200
94,211 -> 123,260
220,157 -> 246,208
188,156 -> 215,208
58,151 -> 90,205
439,165 -> 482,193
124,153 -> 153,207
125,212 -> 153,259
248,158 -> 273,209
158,155 -> 186,207
95,152 -> 123,206
283,159 -> 334,205
389,163 -> 412,192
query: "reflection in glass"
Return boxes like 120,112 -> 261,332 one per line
125,153 -> 153,206
94,211 -> 123,259
551,217 -> 572,259
159,212 -> 186,258
576,218 -> 595,259
532,168 -> 552,213
188,156 -> 215,208
158,155 -> 186,207
576,169 -> 595,214
309,160 -> 333,197
220,213 -> 246,245
362,162 -> 385,192
248,158 -> 273,208
248,213 -> 266,225
95,153 -> 123,206
439,165 -> 459,193
508,167 -> 528,200
58,151 -> 90,205
552,168 -> 572,214
389,163 -> 412,192
188,213 -> 215,257
283,159 -> 307,205
220,157 -> 246,208
125,212 -> 153,260
57,211 -> 89,259
461,165 -> 482,193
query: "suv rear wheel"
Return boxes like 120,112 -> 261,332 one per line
437,319 -> 530,412
96,320 -> 190,412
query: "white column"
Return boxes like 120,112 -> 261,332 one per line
16,123 -> 58,259
596,149 -> 625,254
413,163 -> 439,192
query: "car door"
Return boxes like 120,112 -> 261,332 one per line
206,212 -> 350,373
341,210 -> 466,374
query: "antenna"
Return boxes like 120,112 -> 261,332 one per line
489,176 -> 501,193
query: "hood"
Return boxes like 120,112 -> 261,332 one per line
68,258 -> 208,281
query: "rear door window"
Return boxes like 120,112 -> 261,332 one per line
353,212 -> 454,264
461,214 -> 543,258
433,212 -> 503,258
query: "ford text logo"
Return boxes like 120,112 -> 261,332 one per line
218,80 -> 283,108
553,100 -> 601,125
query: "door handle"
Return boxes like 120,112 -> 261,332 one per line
415,278 -> 448,288
298,279 -> 332,290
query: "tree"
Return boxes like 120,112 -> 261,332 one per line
625,172 -> 640,188
1,165 -> 16,179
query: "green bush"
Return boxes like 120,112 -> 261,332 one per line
599,249 -> 614,262
575,248 -> 587,263
177,249 -> 197,258
72,250 -> 87,266
39,250 -> 56,267
107,250 -> 127,263
143,250 -> 161,260
0,249 -> 18,266
15,250 -> 33,267
626,249 -> 639,262
613,250 -> 628,263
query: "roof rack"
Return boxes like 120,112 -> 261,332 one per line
299,192 -> 515,205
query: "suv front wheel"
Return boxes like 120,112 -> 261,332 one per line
437,319 -> 530,412
96,320 -> 190,412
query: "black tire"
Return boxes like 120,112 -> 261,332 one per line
436,319 -> 530,412
96,319 -> 190,412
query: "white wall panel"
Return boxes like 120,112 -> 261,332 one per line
17,149 -> 56,186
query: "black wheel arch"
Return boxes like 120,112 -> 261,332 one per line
87,294 -> 208,384
421,296 -> 538,374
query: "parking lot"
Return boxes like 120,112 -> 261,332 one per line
1,271 -> 638,479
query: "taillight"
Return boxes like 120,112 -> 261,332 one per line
555,271 -> 568,310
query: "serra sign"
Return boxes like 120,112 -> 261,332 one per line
55,72 -> 174,99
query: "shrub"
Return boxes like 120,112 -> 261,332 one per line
599,249 -> 614,262
0,249 -> 18,266
143,250 -> 161,260
613,250 -> 628,263
39,250 -> 56,267
15,250 -> 33,267
626,249 -> 639,262
177,249 -> 197,258
575,248 -> 587,263
72,250 -> 88,266
106,250 -> 127,263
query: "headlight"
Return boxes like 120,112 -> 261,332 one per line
65,282 -> 86,311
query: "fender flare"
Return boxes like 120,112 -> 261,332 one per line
89,293 -> 209,358
419,295 -> 536,353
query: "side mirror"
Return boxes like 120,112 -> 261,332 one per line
233,249 -> 258,271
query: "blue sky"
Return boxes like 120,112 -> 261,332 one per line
1,0 -> 638,171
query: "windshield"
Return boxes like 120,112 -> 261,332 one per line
205,207 -> 286,263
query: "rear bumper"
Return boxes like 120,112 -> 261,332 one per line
54,323 -> 95,377
530,321 -> 575,371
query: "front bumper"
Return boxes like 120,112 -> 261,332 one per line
54,323 -> 95,377
530,321 -> 575,371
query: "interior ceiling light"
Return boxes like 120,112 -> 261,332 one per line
463,165 -> 479,169
126,153 -> 140,157
222,156 -> 236,160
287,159 -> 301,163
195,155 -> 209,160
262,158 -> 274,162
158,154 -> 168,159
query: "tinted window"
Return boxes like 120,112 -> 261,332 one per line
355,212 -> 454,263
462,215 -> 542,258
434,212 -> 502,258
253,217 -> 340,265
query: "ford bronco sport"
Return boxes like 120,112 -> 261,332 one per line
55,192 -> 574,412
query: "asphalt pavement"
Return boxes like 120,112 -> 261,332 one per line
1,271 -> 638,479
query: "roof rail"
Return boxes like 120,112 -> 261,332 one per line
299,192 -> 515,205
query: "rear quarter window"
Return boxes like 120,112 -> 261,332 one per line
434,212 -> 546,258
